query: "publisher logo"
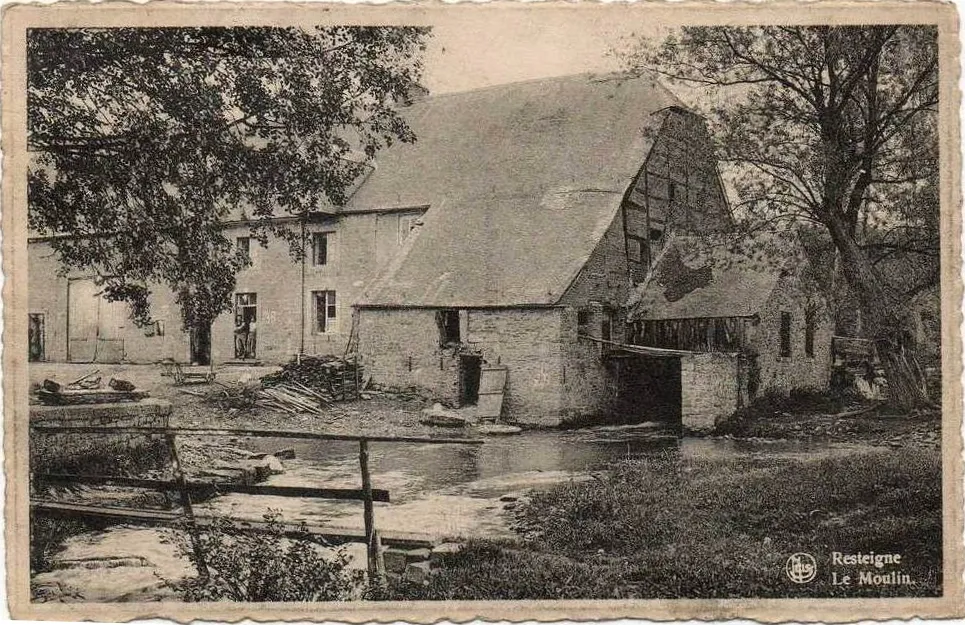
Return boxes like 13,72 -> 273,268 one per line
786,553 -> 817,584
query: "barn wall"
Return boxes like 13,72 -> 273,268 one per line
624,109 -> 732,284
465,308 -> 566,423
27,241 -> 190,364
555,212 -> 627,418
356,308 -> 461,403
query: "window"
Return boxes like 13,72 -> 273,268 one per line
312,232 -> 330,266
313,291 -> 337,333
399,213 -> 422,244
236,237 -> 251,263
779,311 -> 792,358
437,309 -> 460,345
649,228 -> 663,241
577,308 -> 590,328
805,308 -> 816,358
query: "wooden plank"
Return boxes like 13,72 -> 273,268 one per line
31,500 -> 183,523
478,367 -> 507,394
477,367 -> 507,419
30,501 -> 434,548
476,393 -> 504,419
359,439 -> 380,581
33,473 -> 391,503
30,425 -> 484,446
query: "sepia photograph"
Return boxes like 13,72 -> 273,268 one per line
3,3 -> 962,621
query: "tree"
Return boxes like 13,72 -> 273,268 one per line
28,26 -> 429,334
623,26 -> 939,408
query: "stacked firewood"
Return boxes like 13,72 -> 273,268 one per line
261,354 -> 363,401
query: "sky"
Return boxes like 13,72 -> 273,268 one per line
416,9 -> 667,95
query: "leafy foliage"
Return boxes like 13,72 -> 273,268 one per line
28,26 -> 429,330
623,26 -> 939,407
164,512 -> 363,601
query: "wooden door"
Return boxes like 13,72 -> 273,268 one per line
68,278 -> 126,363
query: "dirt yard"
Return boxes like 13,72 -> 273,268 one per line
29,362 -> 443,438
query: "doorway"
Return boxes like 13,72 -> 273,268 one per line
190,323 -> 211,365
67,278 -> 126,363
28,313 -> 45,362
459,354 -> 482,406
234,293 -> 257,359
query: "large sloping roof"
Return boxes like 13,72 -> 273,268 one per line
629,232 -> 802,321
358,73 -> 685,307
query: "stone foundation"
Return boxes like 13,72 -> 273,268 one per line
30,399 -> 172,474
680,353 -> 740,432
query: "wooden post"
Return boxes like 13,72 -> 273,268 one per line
358,439 -> 383,584
166,433 -> 208,579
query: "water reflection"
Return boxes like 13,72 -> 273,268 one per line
204,424 -> 856,539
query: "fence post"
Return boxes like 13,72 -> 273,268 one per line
166,433 -> 209,579
358,439 -> 384,585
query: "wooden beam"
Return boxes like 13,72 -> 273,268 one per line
29,425 -> 484,446
33,473 -> 391,502
30,501 -> 433,548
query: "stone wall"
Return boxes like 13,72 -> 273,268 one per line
750,271 -> 833,396
30,399 -> 172,474
464,308 -> 565,423
680,352 -> 740,431
358,307 -> 567,423
557,211 -> 628,419
356,308 -> 462,403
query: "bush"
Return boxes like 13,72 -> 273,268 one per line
164,511 -> 364,601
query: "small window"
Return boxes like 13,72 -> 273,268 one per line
627,238 -> 642,263
312,232 -> 330,266
313,291 -> 337,333
805,309 -> 816,358
577,309 -> 590,328
438,309 -> 460,346
236,237 -> 251,262
649,228 -> 663,241
399,213 -> 422,244
780,311 -> 792,358
669,182 -> 677,203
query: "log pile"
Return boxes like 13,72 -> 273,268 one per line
200,378 -> 340,414
261,354 -> 364,401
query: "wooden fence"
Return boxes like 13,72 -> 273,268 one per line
30,424 -> 484,582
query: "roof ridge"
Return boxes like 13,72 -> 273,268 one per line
421,71 -> 649,102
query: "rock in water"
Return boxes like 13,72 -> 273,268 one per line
109,378 -> 136,392
420,403 -> 467,427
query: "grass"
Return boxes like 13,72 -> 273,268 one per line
714,389 -> 941,444
387,448 -> 942,599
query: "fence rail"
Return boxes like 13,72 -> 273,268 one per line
30,423 -> 484,582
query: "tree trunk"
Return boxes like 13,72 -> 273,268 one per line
824,211 -> 931,410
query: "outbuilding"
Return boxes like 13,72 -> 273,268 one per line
624,232 -> 833,430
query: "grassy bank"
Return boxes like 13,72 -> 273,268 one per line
387,448 -> 941,599
714,390 -> 941,446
